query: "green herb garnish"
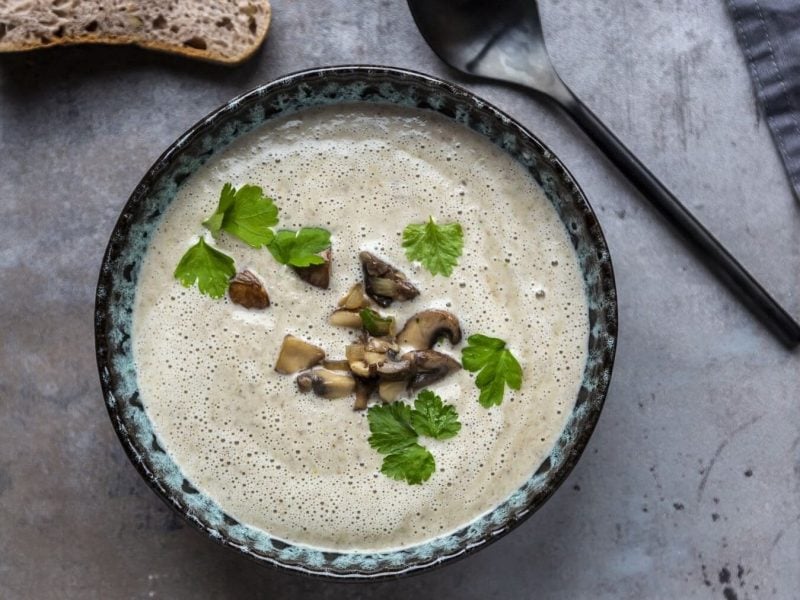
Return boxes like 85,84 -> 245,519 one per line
359,308 -> 395,337
173,237 -> 236,298
402,216 -> 464,276
367,401 -> 417,454
380,444 -> 436,485
461,334 -> 523,408
202,183 -> 279,248
266,227 -> 332,267
367,391 -> 461,485
410,390 -> 462,440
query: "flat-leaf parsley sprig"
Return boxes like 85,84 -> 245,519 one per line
462,334 -> 523,408
174,182 -> 333,298
367,390 -> 462,485
266,227 -> 332,267
402,216 -> 464,276
173,237 -> 236,299
203,183 -> 279,248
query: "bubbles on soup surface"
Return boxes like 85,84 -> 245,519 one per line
132,104 -> 589,550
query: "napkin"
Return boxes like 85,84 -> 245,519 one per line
727,0 -> 800,198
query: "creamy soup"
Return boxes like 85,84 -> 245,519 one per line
132,104 -> 589,551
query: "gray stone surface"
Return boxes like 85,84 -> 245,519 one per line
1,0 -> 798,598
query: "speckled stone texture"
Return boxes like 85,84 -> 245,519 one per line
0,1 -> 798,599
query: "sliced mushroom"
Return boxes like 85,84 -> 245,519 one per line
275,335 -> 325,374
402,349 -> 461,390
365,336 -> 399,357
349,360 -> 373,378
378,379 -> 409,403
338,283 -> 371,310
228,269 -> 270,309
345,343 -> 366,365
375,357 -> 414,381
296,367 -> 355,399
397,309 -> 462,350
322,359 -> 351,372
359,251 -> 420,307
329,309 -> 363,329
363,350 -> 387,366
353,378 -> 376,411
292,249 -> 331,289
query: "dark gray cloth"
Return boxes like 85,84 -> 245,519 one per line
727,0 -> 800,197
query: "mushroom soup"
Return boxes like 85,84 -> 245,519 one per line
132,104 -> 589,551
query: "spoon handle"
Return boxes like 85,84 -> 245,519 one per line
558,93 -> 800,348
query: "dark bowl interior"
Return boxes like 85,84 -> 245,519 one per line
94,65 -> 617,579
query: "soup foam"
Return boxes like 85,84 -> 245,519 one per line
132,104 -> 589,551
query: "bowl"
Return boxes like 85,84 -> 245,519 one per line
94,65 -> 617,579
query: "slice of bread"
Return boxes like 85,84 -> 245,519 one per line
0,0 -> 271,65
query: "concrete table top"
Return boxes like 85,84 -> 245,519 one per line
1,1 -> 798,598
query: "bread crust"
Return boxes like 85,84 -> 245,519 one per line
0,1 -> 271,65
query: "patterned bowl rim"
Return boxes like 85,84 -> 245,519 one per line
95,65 -> 618,580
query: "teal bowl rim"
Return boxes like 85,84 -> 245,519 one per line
95,65 -> 617,580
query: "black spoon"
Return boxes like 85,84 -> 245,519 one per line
408,0 -> 800,348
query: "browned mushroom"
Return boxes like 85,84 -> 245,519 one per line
345,343 -> 366,365
296,366 -> 356,399
402,349 -> 461,390
274,335 -> 325,374
228,269 -> 270,309
359,251 -> 420,307
397,309 -> 462,350
338,283 -> 371,310
365,336 -> 399,357
292,249 -> 331,289
353,378 -> 377,411
375,357 -> 414,381
329,309 -> 364,328
322,359 -> 351,372
378,379 -> 409,403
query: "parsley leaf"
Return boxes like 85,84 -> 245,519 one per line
367,402 -> 417,454
402,216 -> 464,276
359,308 -> 395,337
202,183 -> 279,248
380,444 -> 435,485
266,228 -> 332,267
410,390 -> 462,440
462,334 -> 523,408
367,392 -> 461,485
173,237 -> 236,299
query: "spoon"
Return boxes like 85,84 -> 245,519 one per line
408,0 -> 800,348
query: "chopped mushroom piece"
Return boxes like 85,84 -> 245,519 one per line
338,283 -> 371,310
378,379 -> 408,403
322,359 -> 351,372
292,249 -> 331,289
349,360 -> 373,378
403,349 -> 461,390
365,336 -> 399,356
345,343 -> 366,365
375,358 -> 414,381
329,309 -> 364,329
364,351 -> 387,366
296,367 -> 356,399
228,269 -> 270,309
397,309 -> 462,350
274,335 -> 325,374
359,251 -> 420,307
353,378 -> 376,411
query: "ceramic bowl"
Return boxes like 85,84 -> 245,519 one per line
95,65 -> 617,579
